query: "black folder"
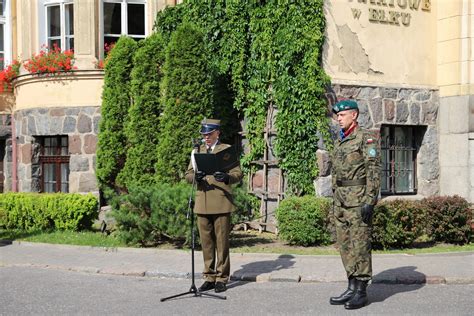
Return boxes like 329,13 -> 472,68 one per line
194,146 -> 239,174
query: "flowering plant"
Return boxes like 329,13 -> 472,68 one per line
94,42 -> 115,69
23,44 -> 76,74
0,59 -> 21,92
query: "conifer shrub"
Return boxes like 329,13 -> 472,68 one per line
276,196 -> 332,246
0,193 -> 98,231
117,33 -> 166,189
422,195 -> 471,244
231,182 -> 260,227
372,199 -> 427,249
96,36 -> 137,198
111,183 -> 192,246
155,22 -> 214,183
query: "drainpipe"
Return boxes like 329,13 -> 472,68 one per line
11,113 -> 17,192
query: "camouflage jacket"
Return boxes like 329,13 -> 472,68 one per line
331,127 -> 381,207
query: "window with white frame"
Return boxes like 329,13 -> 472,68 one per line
40,0 -> 74,51
102,0 -> 146,51
0,0 -> 12,69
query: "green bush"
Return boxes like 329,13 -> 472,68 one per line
423,195 -> 472,244
112,182 -> 192,246
154,22 -> 214,183
372,199 -> 427,249
96,36 -> 137,197
0,193 -> 98,231
276,195 -> 332,246
117,33 -> 166,189
231,182 -> 260,226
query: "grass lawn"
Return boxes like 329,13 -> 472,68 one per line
1,228 -> 473,255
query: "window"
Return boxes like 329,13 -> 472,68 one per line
0,0 -> 11,69
380,125 -> 422,195
42,0 -> 74,50
101,0 -> 146,52
39,136 -> 69,193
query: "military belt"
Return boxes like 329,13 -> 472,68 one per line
336,178 -> 366,187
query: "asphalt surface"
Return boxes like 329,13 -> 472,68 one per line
2,266 -> 474,315
0,241 -> 473,285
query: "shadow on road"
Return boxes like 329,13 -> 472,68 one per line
228,254 -> 296,289
369,266 -> 426,304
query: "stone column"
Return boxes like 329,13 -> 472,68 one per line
73,0 -> 98,70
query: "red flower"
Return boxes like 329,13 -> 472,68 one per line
0,59 -> 21,92
23,45 -> 75,75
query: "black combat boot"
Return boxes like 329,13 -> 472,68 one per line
329,277 -> 356,305
344,279 -> 368,309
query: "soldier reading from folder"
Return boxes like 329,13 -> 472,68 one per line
185,119 -> 243,293
329,100 -> 381,310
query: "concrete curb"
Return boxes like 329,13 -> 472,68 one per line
2,263 -> 471,285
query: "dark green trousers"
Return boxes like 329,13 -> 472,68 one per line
334,205 -> 372,281
197,213 -> 231,283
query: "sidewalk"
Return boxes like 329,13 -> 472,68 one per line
1,241 -> 473,285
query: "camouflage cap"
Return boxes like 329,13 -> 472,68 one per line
200,118 -> 221,134
332,99 -> 359,114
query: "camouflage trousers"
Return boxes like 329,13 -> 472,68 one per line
333,204 -> 372,281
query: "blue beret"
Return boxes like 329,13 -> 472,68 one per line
332,100 -> 359,114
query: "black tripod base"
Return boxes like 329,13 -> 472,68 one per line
160,284 -> 227,302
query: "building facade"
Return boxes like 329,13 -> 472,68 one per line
0,0 -> 473,204
315,0 -> 473,203
0,0 -> 179,195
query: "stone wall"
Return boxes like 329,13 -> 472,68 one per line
315,84 -> 440,198
14,106 -> 100,193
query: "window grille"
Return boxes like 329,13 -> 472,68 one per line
381,125 -> 417,195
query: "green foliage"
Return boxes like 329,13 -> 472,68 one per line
422,195 -> 472,244
155,22 -> 214,183
111,182 -> 192,246
372,199 -> 427,249
0,193 -> 98,231
96,36 -> 137,197
276,195 -> 332,246
272,2 -> 331,194
117,33 -> 166,189
154,1 -> 330,192
231,182 -> 260,226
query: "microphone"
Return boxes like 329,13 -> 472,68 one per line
193,138 -> 204,153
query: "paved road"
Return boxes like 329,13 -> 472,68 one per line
1,242 -> 473,284
1,266 -> 473,315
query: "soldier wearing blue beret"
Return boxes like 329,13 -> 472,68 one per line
329,99 -> 381,309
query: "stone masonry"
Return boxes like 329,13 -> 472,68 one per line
315,84 -> 440,198
13,106 -> 100,194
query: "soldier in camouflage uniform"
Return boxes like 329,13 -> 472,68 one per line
329,99 -> 381,310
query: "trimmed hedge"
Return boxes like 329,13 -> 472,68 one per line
423,195 -> 472,244
276,195 -> 332,246
0,193 -> 98,231
372,199 -> 427,249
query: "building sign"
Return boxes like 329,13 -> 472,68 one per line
349,0 -> 431,26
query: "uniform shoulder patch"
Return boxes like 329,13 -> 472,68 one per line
368,147 -> 377,157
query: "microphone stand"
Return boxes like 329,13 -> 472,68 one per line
161,141 -> 226,302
